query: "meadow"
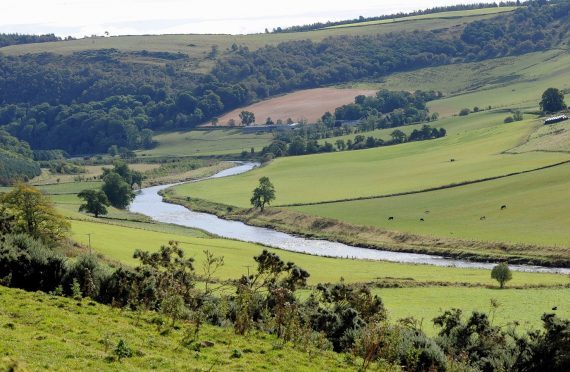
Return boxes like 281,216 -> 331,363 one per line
292,161 -> 570,247
66,219 -> 570,335
138,129 -> 273,158
171,117 -> 570,206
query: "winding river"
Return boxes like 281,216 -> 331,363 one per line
130,162 -> 570,274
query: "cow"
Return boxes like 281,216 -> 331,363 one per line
420,218 -> 425,222
480,216 -> 486,221
501,205 -> 507,210
388,217 -> 394,220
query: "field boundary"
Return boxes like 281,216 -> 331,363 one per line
276,159 -> 570,207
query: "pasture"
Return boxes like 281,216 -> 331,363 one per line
67,219 -> 570,335
324,7 -> 516,29
213,88 -> 376,125
138,129 -> 273,158
171,118 -> 570,206
292,162 -> 570,247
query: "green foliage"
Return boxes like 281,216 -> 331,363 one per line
239,111 -> 255,125
491,262 -> 513,289
114,339 -> 133,361
0,130 -> 40,185
540,87 -> 566,113
101,172 -> 134,209
459,108 -> 471,116
78,189 -> 109,218
250,177 -> 276,211
0,184 -> 69,242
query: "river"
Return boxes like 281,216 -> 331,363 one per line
129,162 -> 570,274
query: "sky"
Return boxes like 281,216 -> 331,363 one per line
0,0 -> 491,37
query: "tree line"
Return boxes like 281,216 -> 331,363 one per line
0,33 -> 61,47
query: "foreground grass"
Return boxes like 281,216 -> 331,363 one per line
0,286 -> 348,371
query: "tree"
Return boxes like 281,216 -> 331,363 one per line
250,177 -> 276,211
78,189 -> 110,218
239,111 -> 255,126
491,263 -> 512,289
0,183 -> 69,242
390,129 -> 407,143
102,172 -> 134,209
540,88 -> 566,113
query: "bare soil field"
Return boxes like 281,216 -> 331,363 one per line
211,88 -> 376,126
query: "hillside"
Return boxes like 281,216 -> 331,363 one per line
0,286 -> 348,371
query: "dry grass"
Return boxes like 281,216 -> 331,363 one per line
210,88 -> 376,126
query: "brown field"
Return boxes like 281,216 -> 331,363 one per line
211,88 -> 376,126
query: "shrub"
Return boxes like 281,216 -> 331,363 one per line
459,108 -> 470,116
504,116 -> 514,123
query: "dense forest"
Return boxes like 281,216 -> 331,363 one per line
0,1 -> 568,159
0,130 -> 41,185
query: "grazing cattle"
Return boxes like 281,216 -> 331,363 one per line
501,205 -> 507,210
552,306 -> 558,311
425,210 -> 430,214
480,216 -> 486,221
450,158 -> 456,162
388,217 -> 394,220
420,218 -> 425,222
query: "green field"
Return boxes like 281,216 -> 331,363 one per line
325,7 -> 516,29
139,129 -> 272,158
292,161 -> 570,247
172,118 -> 570,207
67,219 -> 570,335
0,286 -> 348,371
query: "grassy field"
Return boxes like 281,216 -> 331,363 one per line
0,286 -> 348,371
138,129 -> 273,158
292,162 -> 570,247
379,286 -> 569,335
172,118 -> 570,206
347,49 -> 570,117
66,219 -> 570,334
325,7 -> 516,29
214,88 -> 376,126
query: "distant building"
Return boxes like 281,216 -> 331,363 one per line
242,123 -> 298,133
544,115 -> 568,125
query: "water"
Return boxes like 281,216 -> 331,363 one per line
130,162 -> 570,274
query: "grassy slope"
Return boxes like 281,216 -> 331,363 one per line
172,118 -> 570,206
139,129 -> 272,158
348,49 -> 570,117
325,7 -> 516,29
292,162 -> 570,247
0,286 -> 348,371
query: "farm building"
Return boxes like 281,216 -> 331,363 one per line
242,123 -> 298,133
544,115 -> 568,125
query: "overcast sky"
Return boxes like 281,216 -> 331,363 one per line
1,0 -> 492,37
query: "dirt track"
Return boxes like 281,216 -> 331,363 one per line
210,88 -> 376,126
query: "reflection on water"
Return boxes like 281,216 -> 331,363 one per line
130,162 -> 570,274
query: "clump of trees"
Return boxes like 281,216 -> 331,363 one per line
540,88 -> 567,113
78,190 -> 110,218
0,130 -> 41,185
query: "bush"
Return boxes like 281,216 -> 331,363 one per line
459,108 -> 471,116
504,116 -> 515,123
